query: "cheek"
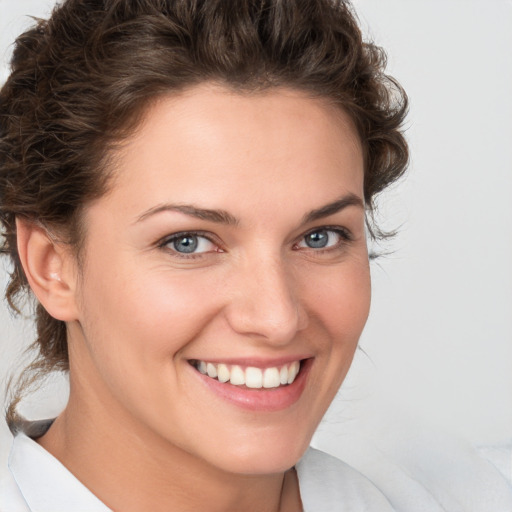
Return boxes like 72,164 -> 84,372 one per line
287,258 -> 371,432
80,264 -> 222,359
305,257 -> 371,395
306,258 -> 371,342
73,261 -> 225,424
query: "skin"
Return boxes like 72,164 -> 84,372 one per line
27,84 -> 371,511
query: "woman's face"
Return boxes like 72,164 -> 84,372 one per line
69,84 -> 370,474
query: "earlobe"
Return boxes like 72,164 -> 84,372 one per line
16,218 -> 79,322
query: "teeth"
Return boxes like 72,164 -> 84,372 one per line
279,365 -> 289,385
217,363 -> 230,383
230,365 -> 245,386
263,367 -> 280,388
194,360 -> 302,388
206,362 -> 217,378
287,361 -> 300,384
246,367 -> 263,388
198,361 -> 207,375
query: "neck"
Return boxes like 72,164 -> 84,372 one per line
37,386 -> 301,512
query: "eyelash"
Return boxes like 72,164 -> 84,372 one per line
157,226 -> 353,259
294,226 -> 353,253
157,230 -> 222,259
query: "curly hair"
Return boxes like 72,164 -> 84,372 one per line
0,0 -> 408,430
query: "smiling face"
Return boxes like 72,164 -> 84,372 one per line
66,84 -> 370,475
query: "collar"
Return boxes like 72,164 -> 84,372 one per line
8,427 -> 111,512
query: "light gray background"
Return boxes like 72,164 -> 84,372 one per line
1,0 -> 511,476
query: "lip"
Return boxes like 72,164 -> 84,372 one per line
189,357 -> 313,412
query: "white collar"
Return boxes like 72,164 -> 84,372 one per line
8,433 -> 111,512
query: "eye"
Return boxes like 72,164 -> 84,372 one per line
160,232 -> 218,255
296,228 -> 351,251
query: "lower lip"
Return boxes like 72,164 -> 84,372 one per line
192,359 -> 312,412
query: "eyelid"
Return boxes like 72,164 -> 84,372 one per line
300,225 -> 353,241
294,225 -> 353,251
157,230 -> 223,254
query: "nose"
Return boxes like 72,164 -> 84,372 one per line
224,255 -> 308,345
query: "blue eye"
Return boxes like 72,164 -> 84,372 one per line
298,228 -> 350,250
163,233 -> 217,255
304,230 -> 329,248
172,235 -> 199,253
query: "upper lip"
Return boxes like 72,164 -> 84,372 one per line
188,356 -> 312,370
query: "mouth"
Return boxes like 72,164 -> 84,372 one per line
188,358 -> 311,412
189,359 -> 301,389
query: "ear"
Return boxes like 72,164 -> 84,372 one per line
16,218 -> 79,322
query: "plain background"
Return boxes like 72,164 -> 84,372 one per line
0,0 -> 511,479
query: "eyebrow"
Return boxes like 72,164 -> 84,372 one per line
136,204 -> 239,225
301,193 -> 364,224
135,193 -> 364,226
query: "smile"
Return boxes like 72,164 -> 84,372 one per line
191,360 -> 301,389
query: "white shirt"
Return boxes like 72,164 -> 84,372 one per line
1,422 -> 512,511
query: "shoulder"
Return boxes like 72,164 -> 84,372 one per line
296,447 -> 396,511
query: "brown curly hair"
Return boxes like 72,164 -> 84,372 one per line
0,0 -> 408,430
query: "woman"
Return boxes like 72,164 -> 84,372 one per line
1,1 -> 506,511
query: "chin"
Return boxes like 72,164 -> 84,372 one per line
202,431 -> 312,476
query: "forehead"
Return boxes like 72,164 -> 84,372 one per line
102,84 -> 364,221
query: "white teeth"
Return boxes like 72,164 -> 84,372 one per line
198,361 -> 207,375
287,361 -> 300,384
245,367 -> 263,388
206,362 -> 217,378
194,360 -> 302,388
279,365 -> 289,385
263,367 -> 280,388
217,363 -> 230,383
230,365 -> 245,386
